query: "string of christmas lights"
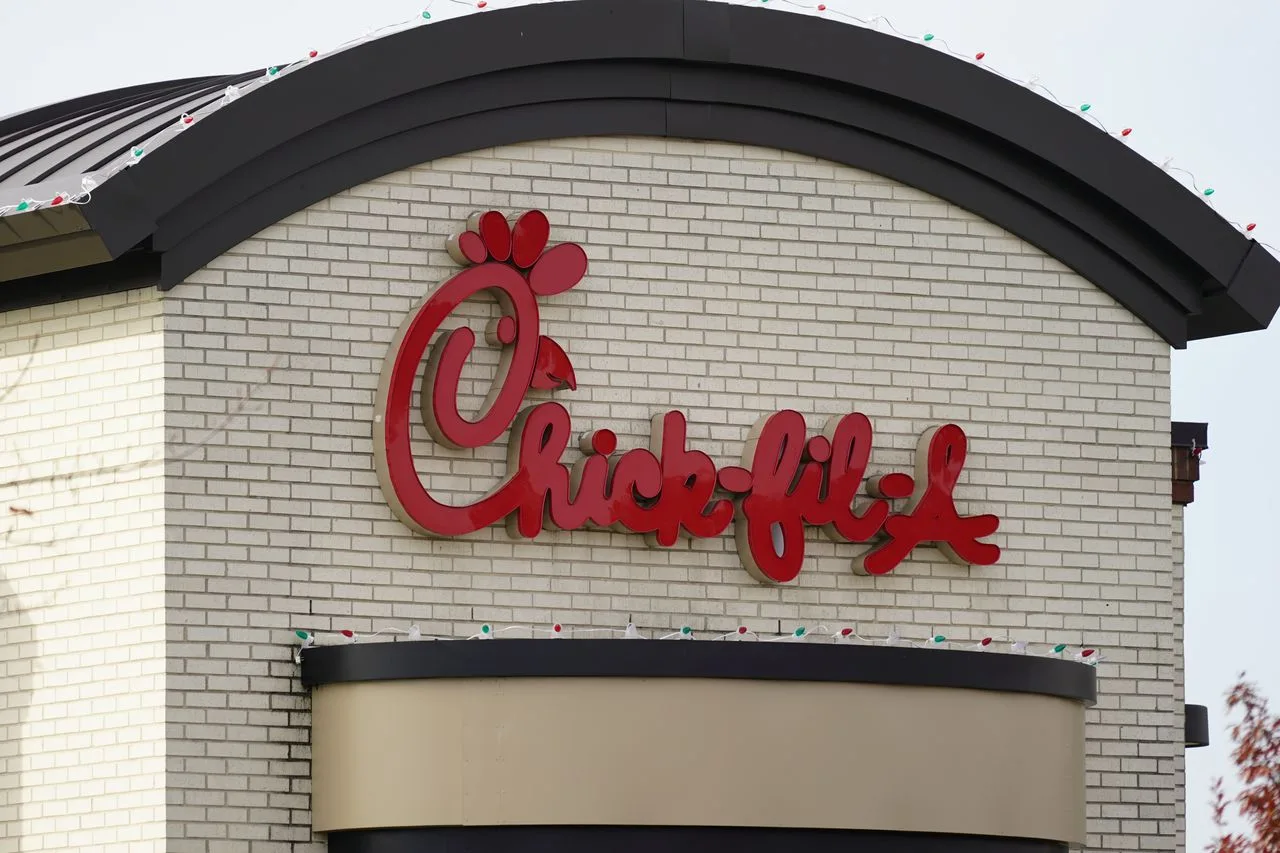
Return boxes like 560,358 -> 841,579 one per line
742,0 -> 1267,238
0,0 -> 1269,251
290,621 -> 1106,666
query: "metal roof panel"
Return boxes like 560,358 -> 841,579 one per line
0,71 -> 261,199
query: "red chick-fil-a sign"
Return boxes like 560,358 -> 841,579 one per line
372,210 -> 1001,583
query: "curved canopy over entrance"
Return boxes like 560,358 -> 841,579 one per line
0,0 -> 1276,346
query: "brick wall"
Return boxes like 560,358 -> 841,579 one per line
157,136 -> 1178,850
0,290 -> 167,852
1173,505 -> 1187,853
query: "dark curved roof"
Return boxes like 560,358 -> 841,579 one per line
0,0 -> 1276,347
0,71 -> 261,191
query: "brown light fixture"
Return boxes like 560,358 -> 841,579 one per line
1171,422 -> 1208,506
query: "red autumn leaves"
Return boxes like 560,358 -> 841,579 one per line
1208,675 -> 1280,852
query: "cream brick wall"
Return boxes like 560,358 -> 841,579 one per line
0,290 -> 167,852
160,137 -> 1178,852
1173,505 -> 1187,853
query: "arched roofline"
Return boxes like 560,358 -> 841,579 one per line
2,0 -> 1276,346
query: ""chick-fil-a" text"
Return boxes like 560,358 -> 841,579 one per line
373,211 -> 1000,584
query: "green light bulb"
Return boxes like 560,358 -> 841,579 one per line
16,201 -> 29,212
422,10 -> 431,18
1203,188 -> 1216,196
480,624 -> 491,635
268,66 -> 280,76
1053,644 -> 1068,654
680,626 -> 693,635
923,33 -> 934,41
933,635 -> 947,643
793,627 -> 806,637
1079,104 -> 1092,112
295,630 -> 309,640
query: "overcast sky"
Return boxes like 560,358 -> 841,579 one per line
3,0 -> 1276,846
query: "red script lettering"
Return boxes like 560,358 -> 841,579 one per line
372,210 -> 1001,583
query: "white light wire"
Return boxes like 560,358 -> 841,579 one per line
292,621 -> 1106,666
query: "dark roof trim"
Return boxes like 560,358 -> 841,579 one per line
299,638 -> 1099,705
3,0 -> 1277,346
0,250 -> 159,313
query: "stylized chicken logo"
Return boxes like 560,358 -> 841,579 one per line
443,210 -> 584,395
374,210 -> 589,528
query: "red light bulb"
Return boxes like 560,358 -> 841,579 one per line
1080,648 -> 1095,658
1121,128 -> 1133,137
552,623 -> 562,634
839,627 -> 854,637
1247,223 -> 1257,232
477,1 -> 487,6
309,50 -> 318,59
340,630 -> 354,638
737,626 -> 748,635
975,51 -> 985,60
980,637 -> 993,646
51,196 -> 64,206
817,3 -> 826,9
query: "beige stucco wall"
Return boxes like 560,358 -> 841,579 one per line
0,289 -> 167,853
310,676 -> 1088,844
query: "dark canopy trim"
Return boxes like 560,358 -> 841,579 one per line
299,638 -> 1099,705
3,0 -> 1277,346
327,826 -> 1066,853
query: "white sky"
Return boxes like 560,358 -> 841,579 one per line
2,0 -> 1276,847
